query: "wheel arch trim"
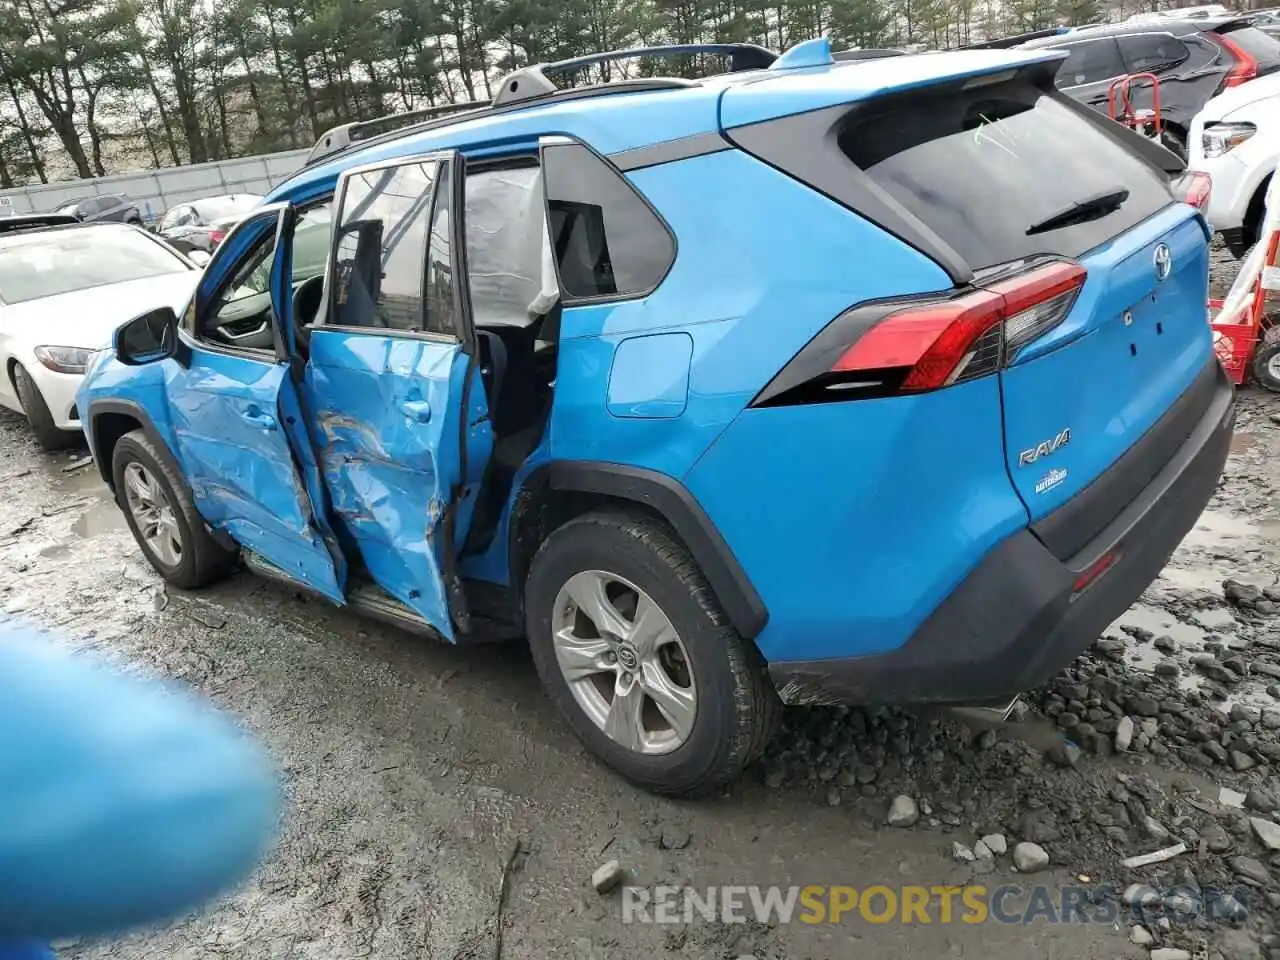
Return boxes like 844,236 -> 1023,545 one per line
85,399 -> 181,492
546,460 -> 769,640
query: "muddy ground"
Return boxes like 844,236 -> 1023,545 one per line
3,245 -> 1279,960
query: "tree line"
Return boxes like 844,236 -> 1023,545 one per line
1,0 -> 1155,187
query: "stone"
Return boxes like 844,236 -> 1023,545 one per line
1151,950 -> 1192,960
1115,716 -> 1135,753
1012,842 -> 1050,873
1231,750 -> 1257,772
659,828 -> 692,851
1143,816 -> 1172,841
1129,925 -> 1155,946
1096,638 -> 1126,661
1204,823 -> 1234,853
1224,579 -> 1262,605
1250,817 -> 1280,852
887,795 -> 919,828
1247,789 -> 1278,814
592,860 -> 624,894
952,842 -> 975,862
1128,694 -> 1160,717
1122,883 -> 1159,906
1231,703 -> 1262,725
1048,742 -> 1082,768
973,840 -> 993,860
980,833 -> 1008,855
1229,856 -> 1271,885
1216,928 -> 1263,960
826,787 -> 842,807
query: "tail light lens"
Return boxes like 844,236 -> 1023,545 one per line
1171,170 -> 1212,211
208,229 -> 228,246
752,260 -> 1087,407
1214,31 -> 1258,88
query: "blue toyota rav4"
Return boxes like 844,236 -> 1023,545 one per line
78,38 -> 1234,796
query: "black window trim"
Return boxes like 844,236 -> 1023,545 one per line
537,133 -> 678,308
314,150 -> 473,349
187,202 -> 290,364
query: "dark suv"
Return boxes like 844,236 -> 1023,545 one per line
54,194 -> 143,225
1022,17 -> 1280,157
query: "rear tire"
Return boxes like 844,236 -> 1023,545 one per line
1252,325 -> 1280,394
112,429 -> 236,589
13,365 -> 80,451
524,510 -> 780,797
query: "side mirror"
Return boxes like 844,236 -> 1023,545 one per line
115,307 -> 182,367
188,249 -> 211,267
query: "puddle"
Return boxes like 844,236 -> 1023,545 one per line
1113,604 -> 1206,650
69,499 -> 126,540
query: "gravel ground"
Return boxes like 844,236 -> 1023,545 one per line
3,243 -> 1279,960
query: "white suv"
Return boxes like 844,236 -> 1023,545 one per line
1189,72 -> 1280,258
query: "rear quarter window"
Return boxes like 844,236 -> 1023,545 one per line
838,81 -> 1175,270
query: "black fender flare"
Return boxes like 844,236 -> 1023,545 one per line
548,461 -> 768,640
85,399 -> 181,492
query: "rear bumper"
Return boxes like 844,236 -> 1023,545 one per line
768,358 -> 1235,707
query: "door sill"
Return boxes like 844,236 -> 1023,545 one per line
241,551 -> 518,642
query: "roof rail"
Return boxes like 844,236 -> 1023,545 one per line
307,101 -> 492,166
493,42 -> 778,107
962,26 -> 1071,49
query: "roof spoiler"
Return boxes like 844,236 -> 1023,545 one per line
304,42 -> 779,166
0,213 -> 81,234
962,27 -> 1072,49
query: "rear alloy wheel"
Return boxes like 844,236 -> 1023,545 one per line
112,428 -> 236,588
525,510 -> 780,796
13,364 -> 80,451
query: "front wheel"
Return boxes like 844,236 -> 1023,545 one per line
1252,325 -> 1280,393
524,510 -> 780,797
13,365 -> 80,451
112,429 -> 236,589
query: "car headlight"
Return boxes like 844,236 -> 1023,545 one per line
1202,122 -> 1256,159
33,345 -> 93,374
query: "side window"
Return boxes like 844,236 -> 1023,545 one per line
542,142 -> 674,301
1119,34 -> 1189,73
78,198 -> 101,216
332,159 -> 454,335
1055,39 -> 1126,87
464,163 -> 546,327
200,221 -> 277,343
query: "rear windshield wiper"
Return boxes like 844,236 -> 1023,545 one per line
1026,186 -> 1130,236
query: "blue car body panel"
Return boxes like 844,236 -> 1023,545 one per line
304,330 -> 491,639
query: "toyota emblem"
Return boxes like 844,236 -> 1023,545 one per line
1153,243 -> 1172,282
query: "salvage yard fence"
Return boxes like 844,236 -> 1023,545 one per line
0,148 -> 312,222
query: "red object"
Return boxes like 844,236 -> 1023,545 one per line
1214,32 -> 1258,89
1209,227 -> 1280,385
208,229 -> 228,247
1172,171 -> 1212,211
1072,548 -> 1120,596
832,261 -> 1087,391
1107,73 -> 1163,135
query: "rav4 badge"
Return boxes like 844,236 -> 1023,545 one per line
1018,427 -> 1071,467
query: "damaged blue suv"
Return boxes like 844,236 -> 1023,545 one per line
78,38 -> 1234,796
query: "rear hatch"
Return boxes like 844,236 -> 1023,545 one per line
1211,20 -> 1280,83
836,71 -> 1213,530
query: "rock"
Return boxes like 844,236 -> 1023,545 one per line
1095,638 -> 1126,661
1143,816 -> 1172,841
1231,703 -> 1262,724
973,840 -> 993,860
952,842 -> 975,862
1128,694 -> 1160,717
1129,925 -> 1155,946
1021,810 -> 1061,844
1222,787 -> 1248,808
1248,789 -> 1279,814
1155,661 -> 1180,678
1224,580 -> 1262,606
887,795 -> 919,828
1123,883 -> 1159,906
1229,856 -> 1271,885
1204,741 -> 1230,764
826,787 -> 842,807
1151,950 -> 1192,960
1008,700 -> 1029,722
1048,742 -> 1082,768
1250,817 -> 1280,852
1012,842 -> 1050,873
1115,716 -> 1135,753
1155,635 -> 1178,653
659,828 -> 692,851
1255,663 -> 1280,680
1204,822 -> 1234,853
1269,685 -> 1280,700
980,833 -> 1007,855
592,860 -> 624,894
1230,750 -> 1257,772
763,765 -> 785,789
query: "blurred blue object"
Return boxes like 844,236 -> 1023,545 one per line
0,618 -> 281,942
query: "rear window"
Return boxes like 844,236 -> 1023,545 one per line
1214,23 -> 1280,62
839,83 -> 1174,269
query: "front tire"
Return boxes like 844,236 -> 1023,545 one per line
112,429 -> 236,589
13,365 -> 80,451
524,510 -> 780,797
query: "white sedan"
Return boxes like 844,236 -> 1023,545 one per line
0,221 -> 201,449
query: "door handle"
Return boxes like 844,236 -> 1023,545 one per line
240,408 -> 277,430
400,399 -> 432,423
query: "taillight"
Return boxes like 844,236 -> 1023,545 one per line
1171,170 -> 1212,211
208,229 -> 228,246
1215,31 -> 1258,88
752,260 -> 1087,407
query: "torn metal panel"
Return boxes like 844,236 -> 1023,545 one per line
304,328 -> 493,640
166,348 -> 346,604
